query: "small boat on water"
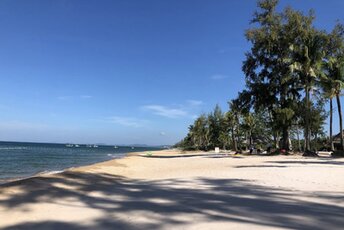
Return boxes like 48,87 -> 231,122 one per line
114,146 -> 118,149
66,144 -> 80,148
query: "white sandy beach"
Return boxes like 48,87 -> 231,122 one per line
1,150 -> 344,229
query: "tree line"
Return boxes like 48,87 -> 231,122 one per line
176,0 -> 344,153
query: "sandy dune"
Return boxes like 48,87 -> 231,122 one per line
1,150 -> 344,229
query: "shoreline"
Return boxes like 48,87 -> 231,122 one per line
0,151 -> 135,186
0,149 -> 332,187
0,141 -> 165,186
0,149 -> 332,186
0,149 -> 214,187
0,149 -> 204,187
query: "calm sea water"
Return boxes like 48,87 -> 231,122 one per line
0,141 -> 161,183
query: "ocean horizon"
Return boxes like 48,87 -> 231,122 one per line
0,141 -> 162,183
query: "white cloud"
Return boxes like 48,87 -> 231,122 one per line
107,116 -> 147,128
187,100 -> 203,106
57,95 -> 93,100
160,132 -> 166,136
211,74 -> 228,80
80,95 -> 93,99
142,105 -> 188,119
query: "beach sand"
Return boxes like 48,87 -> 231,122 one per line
1,150 -> 344,229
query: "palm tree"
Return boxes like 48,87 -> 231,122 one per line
193,115 -> 208,150
242,114 -> 256,149
229,100 -> 242,151
225,111 -> 238,151
328,56 -> 344,150
325,24 -> 344,150
289,28 -> 327,151
320,76 -> 336,150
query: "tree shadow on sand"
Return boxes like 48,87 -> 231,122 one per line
1,172 -> 344,230
141,153 -> 238,159
266,160 -> 344,166
234,165 -> 288,168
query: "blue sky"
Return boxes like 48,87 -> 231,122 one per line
0,0 -> 343,145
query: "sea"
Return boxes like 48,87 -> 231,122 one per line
0,141 -> 162,184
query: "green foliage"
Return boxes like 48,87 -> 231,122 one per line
241,0 -> 338,151
175,105 -> 228,151
274,108 -> 295,126
176,104 -> 273,152
176,0 -> 344,154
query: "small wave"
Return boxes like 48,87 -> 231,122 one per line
39,170 -> 65,175
0,147 -> 28,150
0,170 -> 65,185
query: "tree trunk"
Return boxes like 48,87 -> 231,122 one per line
303,129 -> 306,151
232,128 -> 238,151
282,127 -> 289,150
249,130 -> 252,147
309,129 -> 312,151
336,94 -> 344,150
296,124 -> 301,151
305,86 -> 311,151
280,84 -> 289,151
245,132 -> 249,150
235,114 -> 240,150
268,111 -> 278,149
274,132 -> 280,149
330,98 -> 334,151
314,133 -> 318,152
